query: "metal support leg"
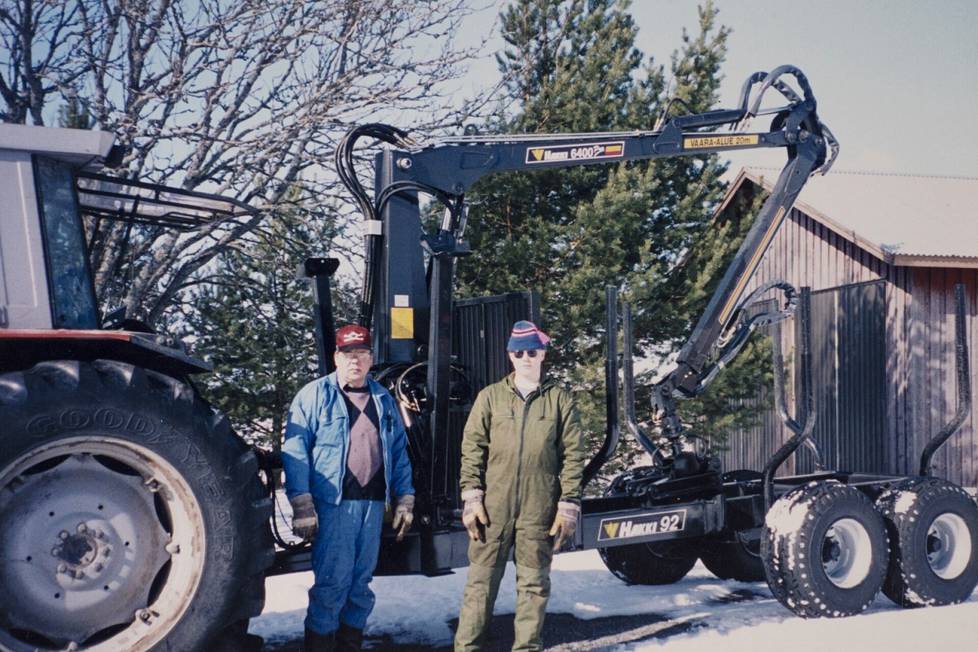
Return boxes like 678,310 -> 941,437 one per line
583,286 -> 622,487
764,287 -> 816,509
426,245 -> 455,506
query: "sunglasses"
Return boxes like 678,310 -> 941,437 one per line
512,350 -> 539,359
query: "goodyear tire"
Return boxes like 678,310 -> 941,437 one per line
761,481 -> 889,618
876,478 -> 978,608
699,528 -> 766,582
599,538 -> 699,585
0,361 -> 274,651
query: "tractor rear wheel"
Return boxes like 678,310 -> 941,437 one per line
0,360 -> 273,651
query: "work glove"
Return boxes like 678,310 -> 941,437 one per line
461,488 -> 489,542
289,493 -> 318,541
549,501 -> 580,551
392,494 -> 415,541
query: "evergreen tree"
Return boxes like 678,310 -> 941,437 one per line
183,191 -> 357,451
458,1 -> 769,487
56,95 -> 92,130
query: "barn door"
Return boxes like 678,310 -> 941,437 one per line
795,280 -> 886,473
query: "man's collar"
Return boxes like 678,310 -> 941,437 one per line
327,371 -> 373,391
506,372 -> 552,390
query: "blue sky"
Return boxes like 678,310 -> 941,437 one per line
459,0 -> 978,176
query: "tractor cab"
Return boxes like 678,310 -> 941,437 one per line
0,123 -> 253,376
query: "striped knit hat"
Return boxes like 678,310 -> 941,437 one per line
507,320 -> 551,351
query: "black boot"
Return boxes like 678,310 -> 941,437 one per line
304,626 -> 336,652
335,623 -> 364,652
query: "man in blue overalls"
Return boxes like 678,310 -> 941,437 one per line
283,324 -> 415,652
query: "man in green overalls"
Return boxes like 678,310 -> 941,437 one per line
454,321 -> 585,652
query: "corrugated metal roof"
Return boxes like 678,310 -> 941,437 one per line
733,167 -> 978,266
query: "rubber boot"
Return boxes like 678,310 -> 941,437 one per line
336,622 -> 364,652
304,626 -> 336,652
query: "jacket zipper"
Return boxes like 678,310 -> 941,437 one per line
336,383 -> 350,503
511,384 -> 540,521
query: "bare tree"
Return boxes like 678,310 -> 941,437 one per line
2,0 -> 489,323
0,0 -> 85,123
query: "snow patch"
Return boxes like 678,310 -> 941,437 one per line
904,588 -> 937,607
252,547 -> 978,651
765,492 -> 812,535
765,490 -> 815,571
893,490 -> 918,515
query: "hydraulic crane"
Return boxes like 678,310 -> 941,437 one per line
298,64 -> 975,617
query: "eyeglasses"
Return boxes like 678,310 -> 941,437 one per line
512,350 -> 539,359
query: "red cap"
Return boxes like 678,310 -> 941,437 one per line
335,325 -> 372,351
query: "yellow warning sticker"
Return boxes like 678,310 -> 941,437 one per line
683,134 -> 760,149
391,307 -> 413,339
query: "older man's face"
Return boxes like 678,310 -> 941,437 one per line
335,348 -> 372,387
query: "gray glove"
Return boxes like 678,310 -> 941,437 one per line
290,493 -> 318,541
461,488 -> 489,542
549,501 -> 580,551
392,494 -> 415,541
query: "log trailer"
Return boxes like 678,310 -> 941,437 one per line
1,66 -> 976,651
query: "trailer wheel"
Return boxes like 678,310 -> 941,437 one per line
762,481 -> 888,618
0,360 -> 274,651
599,539 -> 699,585
876,478 -> 978,608
700,528 -> 766,582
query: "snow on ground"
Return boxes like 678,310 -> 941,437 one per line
251,548 -> 978,651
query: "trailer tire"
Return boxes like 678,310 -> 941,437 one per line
876,478 -> 978,608
599,539 -> 699,586
700,528 -> 766,582
0,360 -> 274,651
761,481 -> 888,618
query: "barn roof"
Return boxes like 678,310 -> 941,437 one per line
727,168 -> 978,268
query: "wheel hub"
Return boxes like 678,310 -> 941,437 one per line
0,450 -> 179,646
821,518 -> 873,589
56,529 -> 98,568
823,539 -> 842,563
927,512 -> 971,580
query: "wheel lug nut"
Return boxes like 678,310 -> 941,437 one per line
52,547 -> 61,556
145,479 -> 160,492
165,542 -> 180,554
136,608 -> 151,622
57,563 -> 67,573
59,531 -> 69,540
77,523 -> 88,533
94,563 -> 104,572
102,547 -> 111,558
